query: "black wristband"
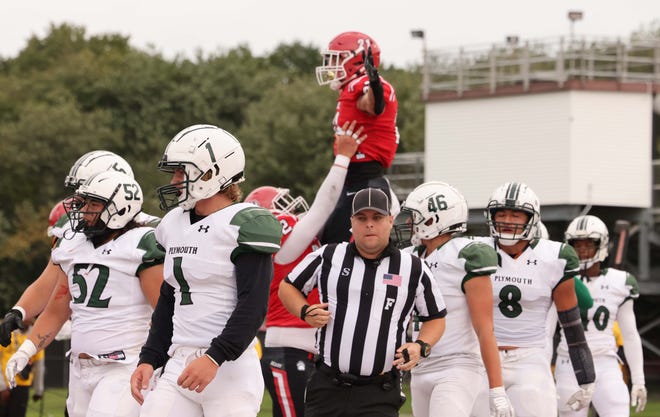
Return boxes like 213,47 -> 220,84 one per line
300,304 -> 310,321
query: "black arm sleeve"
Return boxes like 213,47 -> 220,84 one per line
370,77 -> 385,115
558,305 -> 596,385
364,46 -> 385,115
205,251 -> 273,366
138,281 -> 175,369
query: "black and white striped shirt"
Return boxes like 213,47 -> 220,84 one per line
285,241 -> 446,376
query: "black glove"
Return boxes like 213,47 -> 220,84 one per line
32,394 -> 42,402
0,309 -> 24,347
364,46 -> 379,83
362,46 -> 385,115
18,363 -> 33,380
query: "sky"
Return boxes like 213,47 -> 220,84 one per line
2,1 -> 659,68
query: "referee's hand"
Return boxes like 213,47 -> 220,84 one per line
394,342 -> 422,371
302,303 -> 330,328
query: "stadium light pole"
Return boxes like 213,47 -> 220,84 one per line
567,10 -> 583,45
411,29 -> 430,100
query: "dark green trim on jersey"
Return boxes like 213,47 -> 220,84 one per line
52,236 -> 64,249
459,241 -> 498,292
573,277 -> 593,312
559,243 -> 580,279
143,217 -> 161,228
624,271 -> 640,303
136,230 -> 166,275
230,206 -> 282,262
54,213 -> 70,229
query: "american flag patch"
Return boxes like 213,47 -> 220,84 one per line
383,273 -> 402,287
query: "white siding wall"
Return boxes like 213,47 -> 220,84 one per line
568,91 -> 651,207
425,90 -> 651,209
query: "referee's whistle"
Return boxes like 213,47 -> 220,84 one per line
402,348 -> 410,363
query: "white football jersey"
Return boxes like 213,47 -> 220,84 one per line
155,203 -> 281,354
51,226 -> 164,360
558,268 -> 639,357
477,237 -> 580,348
409,237 -> 498,360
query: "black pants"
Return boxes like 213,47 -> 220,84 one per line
320,176 -> 392,245
304,365 -> 404,417
261,346 -> 315,417
0,386 -> 29,417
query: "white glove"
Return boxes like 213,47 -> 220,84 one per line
630,384 -> 647,413
5,339 -> 37,388
489,386 -> 515,417
566,382 -> 595,411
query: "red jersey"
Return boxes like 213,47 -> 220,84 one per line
266,213 -> 321,328
333,74 -> 399,168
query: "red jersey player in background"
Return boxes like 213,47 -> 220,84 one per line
316,31 -> 400,244
245,122 -> 364,417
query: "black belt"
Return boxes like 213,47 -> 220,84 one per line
315,361 -> 397,387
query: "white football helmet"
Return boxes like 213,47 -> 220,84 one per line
485,182 -> 540,245
157,124 -> 245,211
396,181 -> 468,247
565,215 -> 609,270
64,150 -> 134,189
244,186 -> 309,216
64,171 -> 143,237
534,220 -> 550,239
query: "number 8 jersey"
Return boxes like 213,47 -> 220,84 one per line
477,237 -> 580,348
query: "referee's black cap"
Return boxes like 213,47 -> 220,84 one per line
352,187 -> 390,216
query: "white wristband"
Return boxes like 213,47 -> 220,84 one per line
204,354 -> 219,366
19,339 -> 38,358
489,386 -> 506,395
12,306 -> 26,320
333,155 -> 351,168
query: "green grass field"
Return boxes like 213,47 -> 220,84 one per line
24,383 -> 660,417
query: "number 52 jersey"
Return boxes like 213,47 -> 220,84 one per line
476,237 -> 580,348
51,226 -> 165,359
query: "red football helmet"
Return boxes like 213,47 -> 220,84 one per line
48,200 -> 67,227
316,31 -> 381,89
47,200 -> 67,237
245,186 -> 309,216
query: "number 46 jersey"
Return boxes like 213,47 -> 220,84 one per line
476,237 -> 580,348
51,226 -> 164,360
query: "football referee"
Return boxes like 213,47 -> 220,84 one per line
279,187 -> 447,417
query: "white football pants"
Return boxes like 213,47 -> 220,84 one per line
556,353 -> 629,417
139,344 -> 263,417
68,356 -> 140,417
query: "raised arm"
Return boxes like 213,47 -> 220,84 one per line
275,121 -> 364,264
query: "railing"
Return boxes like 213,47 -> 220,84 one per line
386,152 -> 424,201
423,36 -> 660,97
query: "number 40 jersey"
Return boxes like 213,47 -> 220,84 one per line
476,237 -> 579,349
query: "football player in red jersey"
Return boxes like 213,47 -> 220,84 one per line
316,31 -> 400,244
245,121 -> 364,417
